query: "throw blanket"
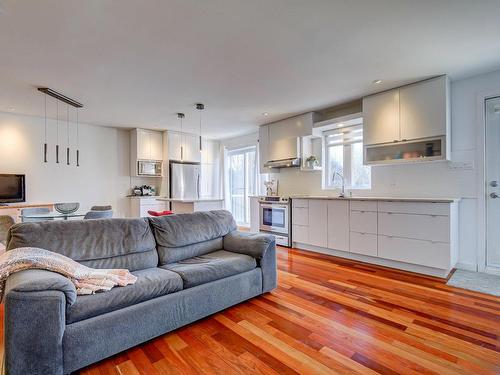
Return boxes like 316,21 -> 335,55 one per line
0,247 -> 137,300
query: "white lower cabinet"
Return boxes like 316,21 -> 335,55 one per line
378,235 -> 450,269
292,224 -> 309,244
327,200 -> 349,252
308,200 -> 328,248
130,198 -> 168,218
291,198 -> 458,276
350,232 -> 378,257
378,212 -> 449,242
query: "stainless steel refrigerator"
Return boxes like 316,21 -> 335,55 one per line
169,162 -> 201,200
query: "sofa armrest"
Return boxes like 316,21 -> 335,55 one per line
224,231 -> 277,292
223,231 -> 274,259
5,269 -> 77,305
4,270 -> 76,375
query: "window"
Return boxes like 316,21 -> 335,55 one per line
324,124 -> 371,190
226,146 -> 257,225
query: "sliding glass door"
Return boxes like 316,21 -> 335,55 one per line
227,146 -> 257,225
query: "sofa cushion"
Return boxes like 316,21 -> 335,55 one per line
149,210 -> 237,264
66,268 -> 183,323
161,250 -> 257,288
6,218 -> 158,271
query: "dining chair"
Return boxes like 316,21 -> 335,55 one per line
0,215 -> 15,247
84,210 -> 113,220
20,207 -> 54,222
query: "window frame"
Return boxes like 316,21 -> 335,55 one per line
322,124 -> 371,191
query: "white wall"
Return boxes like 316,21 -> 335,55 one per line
0,112 -> 133,217
263,69 -> 500,271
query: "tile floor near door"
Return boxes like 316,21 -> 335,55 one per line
2,247 -> 500,374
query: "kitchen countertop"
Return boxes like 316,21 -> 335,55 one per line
289,195 -> 460,203
156,197 -> 224,203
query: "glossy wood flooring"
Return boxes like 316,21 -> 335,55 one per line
5,247 -> 500,374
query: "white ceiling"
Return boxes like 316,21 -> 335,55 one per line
0,0 -> 499,139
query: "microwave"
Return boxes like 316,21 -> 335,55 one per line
137,161 -> 162,176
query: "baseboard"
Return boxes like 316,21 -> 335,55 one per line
293,242 -> 452,278
484,266 -> 500,276
455,262 -> 477,272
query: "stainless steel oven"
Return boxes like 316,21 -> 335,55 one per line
259,196 -> 291,247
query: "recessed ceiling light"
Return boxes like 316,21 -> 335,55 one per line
337,123 -> 345,127
8,106 -> 15,111
262,112 -> 269,116
373,79 -> 383,84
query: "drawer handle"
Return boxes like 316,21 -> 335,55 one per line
387,212 -> 393,215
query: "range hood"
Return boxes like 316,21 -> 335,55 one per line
264,137 -> 301,169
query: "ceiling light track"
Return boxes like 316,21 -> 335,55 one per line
37,87 -> 83,108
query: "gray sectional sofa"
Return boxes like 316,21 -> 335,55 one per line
4,210 -> 277,375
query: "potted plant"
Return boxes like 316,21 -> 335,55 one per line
305,155 -> 319,169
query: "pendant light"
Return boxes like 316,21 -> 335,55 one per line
56,100 -> 59,163
43,93 -> 48,162
177,113 -> 185,161
37,87 -> 83,165
66,105 -> 70,165
196,103 -> 204,152
76,108 -> 80,167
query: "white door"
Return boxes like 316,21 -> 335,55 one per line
327,200 -> 349,252
362,89 -> 400,145
486,97 -> 500,270
227,146 -> 257,225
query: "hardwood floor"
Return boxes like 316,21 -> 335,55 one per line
4,247 -> 500,374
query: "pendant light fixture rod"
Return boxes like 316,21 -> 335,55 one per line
66,105 -> 70,165
177,113 -> 185,161
196,103 -> 204,152
76,108 -> 80,167
43,94 -> 48,163
37,87 -> 83,108
56,100 -> 59,164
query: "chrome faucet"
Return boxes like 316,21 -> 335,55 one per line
333,171 -> 345,198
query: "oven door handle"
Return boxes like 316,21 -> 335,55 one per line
261,204 -> 288,209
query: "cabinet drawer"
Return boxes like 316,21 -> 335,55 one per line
350,232 -> 377,257
292,225 -> 309,244
378,201 -> 449,216
292,207 -> 309,225
349,210 -> 377,234
350,200 -> 377,212
378,235 -> 450,269
378,212 -> 449,242
292,199 -> 309,208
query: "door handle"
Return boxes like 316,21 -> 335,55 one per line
490,181 -> 498,187
490,192 -> 499,199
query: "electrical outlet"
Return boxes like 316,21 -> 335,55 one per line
448,161 -> 474,170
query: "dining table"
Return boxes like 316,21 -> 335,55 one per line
19,212 -> 86,221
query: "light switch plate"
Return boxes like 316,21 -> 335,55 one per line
448,161 -> 475,170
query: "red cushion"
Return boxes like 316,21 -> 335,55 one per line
147,210 -> 174,217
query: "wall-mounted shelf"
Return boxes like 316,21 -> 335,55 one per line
301,135 -> 322,171
364,137 -> 445,165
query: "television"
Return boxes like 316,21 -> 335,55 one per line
0,174 -> 25,203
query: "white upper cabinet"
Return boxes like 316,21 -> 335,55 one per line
132,129 -> 163,161
149,131 -> 164,161
259,125 -> 271,174
167,131 -> 201,163
363,89 -> 400,145
400,76 -> 449,141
